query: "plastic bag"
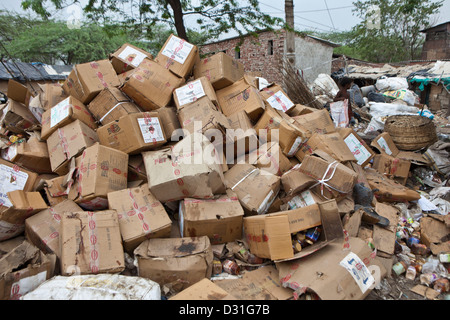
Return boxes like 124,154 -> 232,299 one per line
348,84 -> 365,107
376,77 -> 409,91
312,74 -> 339,99
382,89 -> 418,106
330,100 -> 349,128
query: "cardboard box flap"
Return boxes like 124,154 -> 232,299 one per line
371,132 -> 400,157
170,278 -> 237,300
137,236 -> 212,258
182,196 -> 244,221
7,190 -> 47,211
7,79 -> 33,106
276,237 -> 387,300
0,239 -> 40,277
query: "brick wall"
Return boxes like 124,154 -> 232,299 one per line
201,30 -> 287,84
428,84 -> 450,116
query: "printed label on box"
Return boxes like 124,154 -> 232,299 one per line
339,252 -> 375,294
138,118 -> 165,144
175,80 -> 206,106
118,46 -> 148,68
344,133 -> 373,165
0,164 -> 29,208
161,36 -> 194,65
266,91 -> 294,112
1,144 -> 18,162
50,98 -> 71,128
287,136 -> 303,157
287,190 -> 316,210
376,137 -> 393,155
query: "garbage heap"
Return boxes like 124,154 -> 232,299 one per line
0,34 -> 448,301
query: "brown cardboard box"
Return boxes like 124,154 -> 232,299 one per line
216,76 -> 266,122
97,112 -> 166,155
155,106 -> 182,141
177,96 -> 231,136
179,194 -> 244,244
69,143 -> 129,210
295,132 -> 357,163
0,191 -> 48,242
174,76 -> 218,111
6,79 -> 33,107
280,164 -> 317,196
170,278 -> 237,300
193,52 -> 245,90
40,96 -> 98,141
141,134 -> 226,203
259,84 -> 295,113
0,158 -> 38,202
1,137 -> 52,174
117,69 -> 135,86
223,164 -> 280,216
87,87 -> 142,125
109,43 -> 153,74
0,100 -> 38,134
62,59 -> 121,104
107,184 -> 172,254
276,236 -> 386,300
280,190 -> 324,211
155,34 -> 199,79
28,83 -> 68,123
42,175 -> 72,206
254,105 -> 307,158
337,128 -> 376,167
372,154 -> 411,185
292,109 -> 336,137
0,237 -> 55,300
121,58 -> 185,111
47,120 -> 99,176
244,200 -> 344,261
298,153 -> 358,200
59,210 -> 125,275
134,236 -> 213,292
286,104 -> 317,117
24,200 -> 83,258
225,111 -> 259,160
241,141 -> 293,176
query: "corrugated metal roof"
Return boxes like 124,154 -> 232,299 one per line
0,61 -> 72,81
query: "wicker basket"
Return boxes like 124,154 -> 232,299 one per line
384,115 -> 437,151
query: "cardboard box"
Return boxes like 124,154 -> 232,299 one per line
372,154 -> 411,185
244,201 -> 344,261
87,87 -> 142,125
170,278 -> 237,300
1,137 -> 52,174
292,109 -> 336,137
40,96 -> 98,141
259,84 -> 295,113
298,153 -> 358,200
69,143 -> 129,210
107,184 -> 172,254
47,120 -> 99,176
134,236 -> 214,292
295,132 -> 357,163
280,190 -> 324,211
179,194 -> 244,244
281,164 -> 317,196
28,83 -> 68,123
174,76 -> 218,111
98,112 -> 166,155
141,134 -> 226,203
41,175 -> 72,206
155,106 -> 182,141
276,237 -> 386,300
254,105 -> 307,158
224,111 -> 259,160
6,79 -> 33,107
337,128 -> 376,167
286,104 -> 317,117
240,141 -> 293,176
223,164 -> 280,216
62,59 -> 121,104
216,76 -> 266,122
24,200 -> 83,258
110,43 -> 153,74
59,210 -> 125,275
155,34 -> 199,79
121,58 -> 185,111
193,52 -> 245,90
0,191 -> 48,242
0,100 -> 38,134
177,96 -> 231,136
0,237 -> 55,300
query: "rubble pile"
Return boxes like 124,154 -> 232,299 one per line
0,34 -> 448,301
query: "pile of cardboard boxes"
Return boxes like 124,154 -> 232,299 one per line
0,34 -> 444,301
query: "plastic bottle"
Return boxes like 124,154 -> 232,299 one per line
419,273 -> 438,286
405,266 -> 417,280
422,257 -> 440,274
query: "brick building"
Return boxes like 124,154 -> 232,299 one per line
420,21 -> 450,60
200,29 -> 339,85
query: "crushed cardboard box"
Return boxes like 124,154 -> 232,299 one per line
110,43 -> 153,74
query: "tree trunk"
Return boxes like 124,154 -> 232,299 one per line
285,0 -> 295,66
167,0 -> 189,41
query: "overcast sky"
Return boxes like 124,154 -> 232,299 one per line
2,0 -> 449,34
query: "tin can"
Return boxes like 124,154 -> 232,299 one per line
305,227 -> 321,245
212,259 -> 223,275
292,240 -> 302,253
222,259 -> 240,275
392,261 -> 408,276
